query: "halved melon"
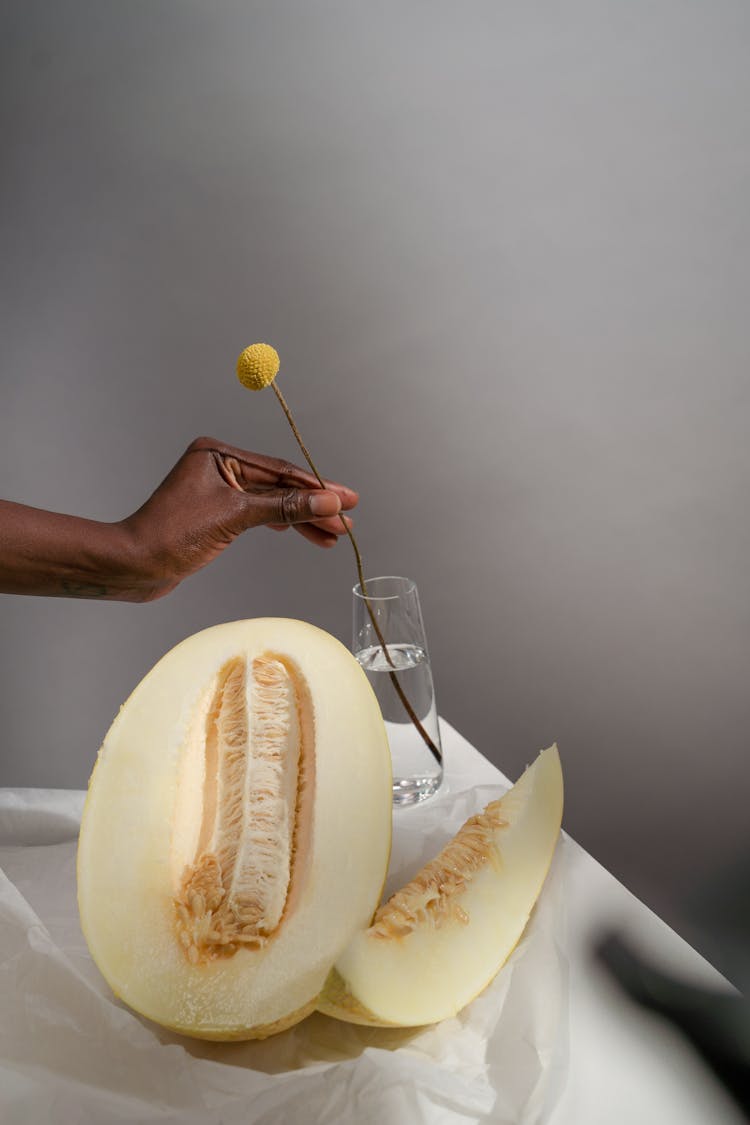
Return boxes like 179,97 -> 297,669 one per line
77,618 -> 392,1040
316,745 -> 563,1027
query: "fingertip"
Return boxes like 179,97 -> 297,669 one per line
323,481 -> 359,508
314,530 -> 339,548
310,491 -> 341,517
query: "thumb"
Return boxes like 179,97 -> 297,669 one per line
243,488 -> 342,528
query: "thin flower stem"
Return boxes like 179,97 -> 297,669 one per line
272,381 -> 442,767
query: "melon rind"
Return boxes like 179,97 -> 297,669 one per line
317,745 -> 563,1028
77,618 -> 393,1040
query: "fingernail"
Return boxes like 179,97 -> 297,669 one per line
311,493 -> 339,516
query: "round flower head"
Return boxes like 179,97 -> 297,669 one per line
236,343 -> 280,390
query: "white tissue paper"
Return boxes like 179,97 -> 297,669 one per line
0,754 -> 568,1124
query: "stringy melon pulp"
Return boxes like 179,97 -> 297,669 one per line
316,745 -> 563,1028
77,618 -> 392,1040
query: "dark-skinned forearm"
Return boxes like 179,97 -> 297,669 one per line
0,500 -> 154,600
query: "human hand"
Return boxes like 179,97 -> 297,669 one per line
122,437 -> 358,600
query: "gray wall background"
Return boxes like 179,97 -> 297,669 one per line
2,1 -> 749,971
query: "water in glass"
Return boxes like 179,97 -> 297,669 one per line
352,577 -> 443,806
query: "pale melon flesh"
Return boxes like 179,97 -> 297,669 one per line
79,619 -> 563,1040
77,618 -> 393,1040
316,745 -> 563,1027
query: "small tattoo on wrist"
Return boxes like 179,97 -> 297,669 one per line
61,580 -> 110,598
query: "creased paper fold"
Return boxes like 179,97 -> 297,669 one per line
0,780 -> 568,1124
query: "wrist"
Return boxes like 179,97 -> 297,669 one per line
113,517 -> 176,602
0,501 -> 165,601
51,518 -> 159,602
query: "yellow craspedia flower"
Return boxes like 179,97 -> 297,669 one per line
236,343 -> 280,390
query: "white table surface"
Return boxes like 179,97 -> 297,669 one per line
439,724 -> 742,1125
0,720 -> 742,1125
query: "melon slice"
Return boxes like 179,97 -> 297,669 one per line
77,618 -> 392,1040
316,745 -> 563,1027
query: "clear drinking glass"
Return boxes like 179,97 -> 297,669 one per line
352,576 -> 444,806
